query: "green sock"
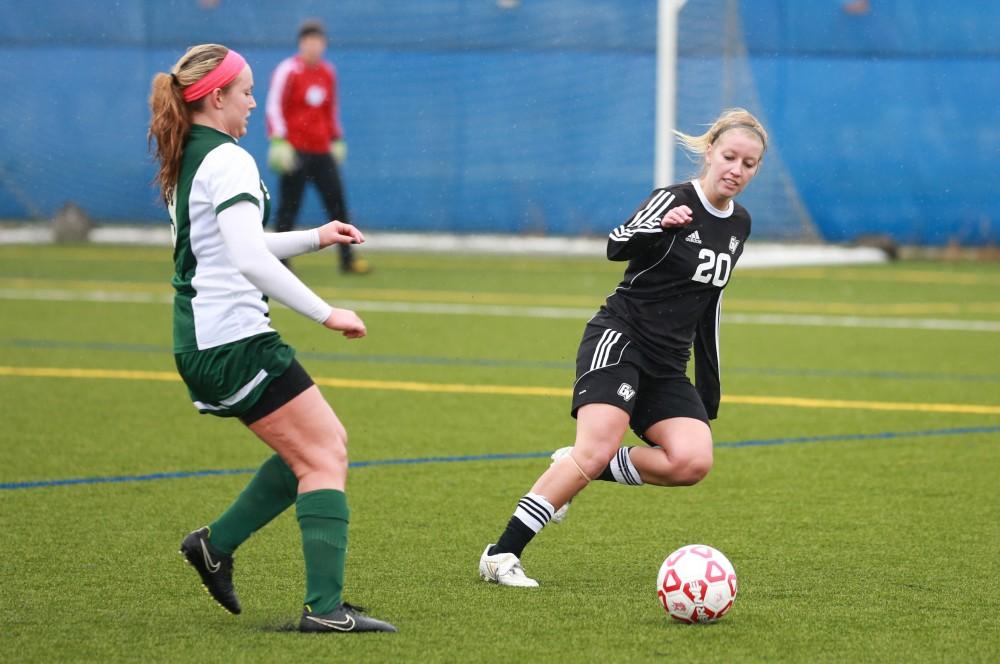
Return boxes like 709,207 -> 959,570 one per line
207,454 -> 298,555
296,489 -> 349,615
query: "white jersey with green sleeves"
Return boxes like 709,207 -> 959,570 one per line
170,125 -> 273,353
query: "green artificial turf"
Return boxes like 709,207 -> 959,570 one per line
1,245 -> 997,662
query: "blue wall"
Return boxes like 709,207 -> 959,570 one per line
0,0 -> 995,244
739,0 -> 999,244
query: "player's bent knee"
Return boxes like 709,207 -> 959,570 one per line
675,457 -> 713,486
330,420 -> 348,449
571,442 -> 618,479
294,432 -> 348,476
322,436 -> 349,470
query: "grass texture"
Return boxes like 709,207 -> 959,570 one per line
1,244 -> 998,662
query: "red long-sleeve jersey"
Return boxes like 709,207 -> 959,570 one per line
265,55 -> 343,154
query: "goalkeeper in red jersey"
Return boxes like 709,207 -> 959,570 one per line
266,19 -> 370,274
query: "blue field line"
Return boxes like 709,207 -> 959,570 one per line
9,338 -> 1000,382
725,366 -> 1000,383
714,425 -> 1000,449
3,426 -> 997,492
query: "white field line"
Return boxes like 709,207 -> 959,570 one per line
723,312 -> 1000,332
0,226 -> 888,266
2,287 -> 999,332
0,288 -> 173,304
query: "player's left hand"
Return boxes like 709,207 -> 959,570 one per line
318,220 -> 365,247
323,307 -> 366,339
660,205 -> 694,228
330,140 -> 348,165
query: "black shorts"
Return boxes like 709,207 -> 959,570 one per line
238,359 -> 315,426
570,323 -> 709,442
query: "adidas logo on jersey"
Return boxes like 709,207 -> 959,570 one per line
685,230 -> 702,244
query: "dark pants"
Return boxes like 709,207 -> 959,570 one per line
275,150 -> 354,268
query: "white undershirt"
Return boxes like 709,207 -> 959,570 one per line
263,227 -> 320,259
217,201 -> 332,324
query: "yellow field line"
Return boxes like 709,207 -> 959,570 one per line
0,366 -> 181,381
312,376 -> 568,397
2,366 -> 999,415
722,395 -> 1000,416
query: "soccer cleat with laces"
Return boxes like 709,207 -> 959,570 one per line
549,446 -> 574,523
479,544 -> 539,587
299,602 -> 398,633
179,526 -> 241,615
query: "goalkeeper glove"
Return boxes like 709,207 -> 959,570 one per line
267,138 -> 298,174
330,139 -> 347,165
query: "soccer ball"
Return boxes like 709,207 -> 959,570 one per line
656,544 -> 738,624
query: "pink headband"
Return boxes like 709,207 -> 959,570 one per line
182,49 -> 247,102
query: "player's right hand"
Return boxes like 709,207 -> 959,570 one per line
660,205 -> 694,228
267,138 -> 298,174
323,308 -> 366,339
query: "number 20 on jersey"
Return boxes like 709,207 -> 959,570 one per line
691,248 -> 732,287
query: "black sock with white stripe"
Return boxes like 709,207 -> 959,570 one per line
597,447 -> 644,486
490,493 -> 555,558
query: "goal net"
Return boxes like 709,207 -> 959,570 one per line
671,0 -> 819,241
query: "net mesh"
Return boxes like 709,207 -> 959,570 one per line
0,0 -> 818,242
675,0 -> 819,241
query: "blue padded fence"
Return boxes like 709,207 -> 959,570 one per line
0,0 -> 995,244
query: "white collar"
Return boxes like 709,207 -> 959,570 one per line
692,179 -> 734,218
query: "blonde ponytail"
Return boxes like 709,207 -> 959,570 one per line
673,107 -> 768,174
147,44 -> 230,203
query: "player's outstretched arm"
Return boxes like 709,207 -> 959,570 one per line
263,220 -> 365,260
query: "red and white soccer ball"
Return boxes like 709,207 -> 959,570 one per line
656,544 -> 738,624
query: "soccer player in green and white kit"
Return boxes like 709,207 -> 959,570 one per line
148,44 -> 394,633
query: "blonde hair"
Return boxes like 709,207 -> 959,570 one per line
147,44 -> 232,204
673,108 -> 768,175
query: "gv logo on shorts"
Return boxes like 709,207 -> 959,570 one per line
617,383 -> 636,402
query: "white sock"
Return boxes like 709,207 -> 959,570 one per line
513,492 -> 555,533
609,447 -> 643,486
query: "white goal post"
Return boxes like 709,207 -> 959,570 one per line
653,0 -> 819,241
655,0 -> 688,188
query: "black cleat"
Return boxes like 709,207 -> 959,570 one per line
179,527 -> 241,615
299,603 -> 397,633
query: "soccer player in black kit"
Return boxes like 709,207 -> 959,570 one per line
479,108 -> 767,587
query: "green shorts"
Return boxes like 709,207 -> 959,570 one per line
174,332 -> 296,418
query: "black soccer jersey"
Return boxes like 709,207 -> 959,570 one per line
590,180 -> 752,419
